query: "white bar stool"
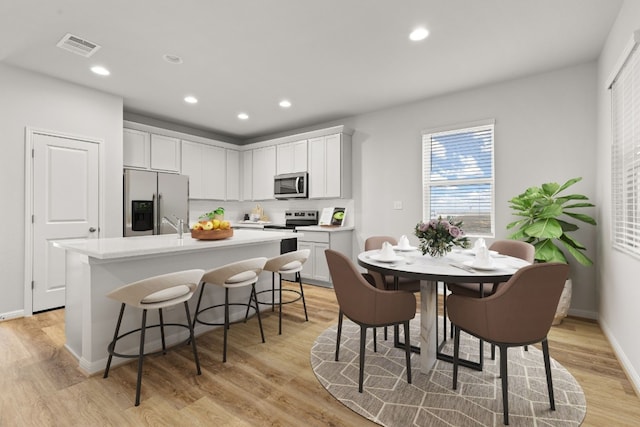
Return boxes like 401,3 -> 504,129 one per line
254,249 -> 310,335
192,257 -> 267,362
103,269 -> 204,406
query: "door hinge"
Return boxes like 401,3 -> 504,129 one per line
31,281 -> 35,290
32,148 -> 34,158
32,214 -> 35,223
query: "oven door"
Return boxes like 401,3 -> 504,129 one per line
263,225 -> 298,253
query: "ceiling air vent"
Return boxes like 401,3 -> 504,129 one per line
56,33 -> 101,58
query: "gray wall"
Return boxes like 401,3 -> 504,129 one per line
0,64 -> 123,318
596,0 -> 640,391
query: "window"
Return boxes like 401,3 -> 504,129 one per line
611,35 -> 640,257
422,121 -> 495,237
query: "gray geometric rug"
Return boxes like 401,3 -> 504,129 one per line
310,316 -> 586,426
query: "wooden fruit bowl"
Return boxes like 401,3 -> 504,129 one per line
191,228 -> 233,240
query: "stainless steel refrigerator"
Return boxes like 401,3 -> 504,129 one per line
123,169 -> 189,237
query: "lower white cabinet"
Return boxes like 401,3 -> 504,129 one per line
297,229 -> 352,286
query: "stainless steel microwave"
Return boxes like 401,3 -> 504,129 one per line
274,172 -> 308,199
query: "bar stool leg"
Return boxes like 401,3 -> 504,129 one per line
297,272 -> 308,321
135,309 -> 148,406
192,282 -> 206,331
278,273 -> 283,335
159,308 -> 167,354
104,303 -> 126,378
223,288 -> 229,362
271,272 -> 276,312
183,301 -> 201,375
252,284 -> 265,343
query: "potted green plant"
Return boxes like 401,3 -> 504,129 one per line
506,177 -> 596,324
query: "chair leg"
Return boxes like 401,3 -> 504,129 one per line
372,327 -> 377,353
335,310 -> 343,361
104,303 -> 126,378
223,288 -> 229,363
358,326 -> 366,393
384,326 -> 388,340
192,282 -> 206,330
134,309 -> 148,407
298,272 -> 308,321
404,321 -> 412,384
492,343 -> 496,360
252,284 -> 265,343
183,301 -> 201,375
542,338 -> 556,411
159,308 -> 167,354
278,274 -> 283,335
452,325 -> 460,389
271,272 -> 276,312
499,345 -> 509,425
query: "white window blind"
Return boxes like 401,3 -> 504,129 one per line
422,122 -> 495,236
611,40 -> 640,256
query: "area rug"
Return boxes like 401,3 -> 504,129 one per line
310,316 -> 586,426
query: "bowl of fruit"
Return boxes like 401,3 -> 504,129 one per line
191,209 -> 233,240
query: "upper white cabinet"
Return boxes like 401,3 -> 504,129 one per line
308,133 -> 352,199
251,146 -> 276,200
241,150 -> 253,201
123,128 -> 150,169
181,140 -> 226,200
124,129 -> 180,172
226,149 -> 240,201
276,139 -> 307,175
150,134 -> 181,172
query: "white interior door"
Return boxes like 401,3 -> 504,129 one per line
32,133 -> 99,312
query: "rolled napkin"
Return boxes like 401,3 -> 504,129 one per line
474,245 -> 494,268
398,235 -> 410,249
380,241 -> 396,260
473,238 -> 486,253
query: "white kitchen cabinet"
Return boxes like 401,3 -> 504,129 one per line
251,146 -> 276,200
308,133 -> 351,199
181,140 -> 226,199
150,134 -> 181,172
226,149 -> 240,200
297,228 -> 352,286
276,139 -> 308,174
123,128 -> 150,169
241,150 -> 253,201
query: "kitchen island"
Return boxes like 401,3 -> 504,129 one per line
54,229 -> 298,374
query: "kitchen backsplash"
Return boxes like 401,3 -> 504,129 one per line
189,199 -> 354,226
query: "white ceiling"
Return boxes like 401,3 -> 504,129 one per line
0,0 -> 622,140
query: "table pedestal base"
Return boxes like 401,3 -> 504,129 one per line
420,280 -> 437,371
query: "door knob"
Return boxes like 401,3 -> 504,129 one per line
89,227 -> 97,232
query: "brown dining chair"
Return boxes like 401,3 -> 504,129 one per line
325,249 -> 415,393
445,240 -> 535,360
365,236 -> 420,292
448,262 -> 569,425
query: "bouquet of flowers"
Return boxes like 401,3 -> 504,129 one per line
415,216 -> 469,257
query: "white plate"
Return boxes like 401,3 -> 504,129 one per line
459,249 -> 499,256
370,254 -> 404,262
392,245 -> 417,251
463,260 -> 505,270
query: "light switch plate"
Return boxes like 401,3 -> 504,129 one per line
393,201 -> 403,210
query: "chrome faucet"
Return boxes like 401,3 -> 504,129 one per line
162,216 -> 185,239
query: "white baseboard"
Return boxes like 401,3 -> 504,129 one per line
567,307 -> 598,320
599,317 -> 640,396
0,309 -> 24,322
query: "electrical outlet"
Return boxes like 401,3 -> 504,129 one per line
393,201 -> 403,210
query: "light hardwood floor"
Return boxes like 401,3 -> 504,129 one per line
1,283 -> 639,426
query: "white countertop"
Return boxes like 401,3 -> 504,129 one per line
53,229 -> 297,260
295,225 -> 354,232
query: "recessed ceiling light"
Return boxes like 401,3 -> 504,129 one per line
238,113 -> 249,120
409,27 -> 429,41
279,100 -> 292,108
163,54 -> 183,64
90,65 -> 110,76
184,96 -> 198,104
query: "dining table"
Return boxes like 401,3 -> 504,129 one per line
357,247 -> 531,372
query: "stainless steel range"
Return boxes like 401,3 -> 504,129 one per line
264,210 -> 318,253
